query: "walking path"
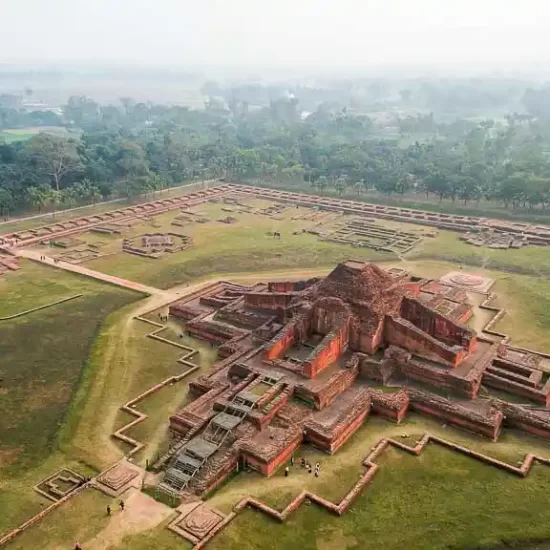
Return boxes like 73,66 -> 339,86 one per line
84,488 -> 172,550
16,249 -> 164,296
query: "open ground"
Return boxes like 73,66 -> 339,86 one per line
4,183 -> 550,550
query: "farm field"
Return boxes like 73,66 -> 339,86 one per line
5,191 -> 550,550
0,126 -> 70,144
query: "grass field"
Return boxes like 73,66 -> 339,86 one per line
111,318 -> 218,465
0,127 -> 70,145
413,230 -> 550,277
29,197 -> 550,293
47,200 -> 389,288
206,441 -> 550,550
0,261 -> 139,536
0,262 -> 139,472
10,413 -> 550,550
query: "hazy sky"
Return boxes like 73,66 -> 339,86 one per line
2,0 -> 550,70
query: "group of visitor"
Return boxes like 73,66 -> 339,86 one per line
285,455 -> 321,477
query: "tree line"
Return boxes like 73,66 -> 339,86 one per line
2,94 -> 550,216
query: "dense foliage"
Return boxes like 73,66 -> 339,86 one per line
2,87 -> 550,216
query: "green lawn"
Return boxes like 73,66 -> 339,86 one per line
0,259 -> 122,317
413,230 -> 550,277
0,262 -> 140,536
43,198 -> 550,289
111,319 -> 218,466
207,443 -> 550,550
10,412 -> 550,550
0,265 -> 139,474
77,201 -> 389,288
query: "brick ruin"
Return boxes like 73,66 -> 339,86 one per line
0,253 -> 20,276
156,260 -> 550,500
122,232 -> 192,258
3,181 -> 550,256
318,218 -> 427,254
461,229 -> 529,249
34,468 -> 85,502
227,182 -> 550,245
0,184 -> 233,249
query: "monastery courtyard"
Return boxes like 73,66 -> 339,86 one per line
3,183 -> 550,550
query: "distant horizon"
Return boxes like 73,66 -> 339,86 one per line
1,60 -> 550,82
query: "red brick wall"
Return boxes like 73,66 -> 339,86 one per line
265,324 -> 296,361
483,373 -> 548,405
304,324 -> 348,378
348,319 -> 384,354
402,281 -> 422,296
267,279 -> 318,292
385,316 -> 465,366
410,403 -> 502,440
329,410 -> 369,453
243,435 -> 302,477
268,282 -> 299,293
245,292 -> 293,311
400,297 -> 474,350
200,459 -> 240,497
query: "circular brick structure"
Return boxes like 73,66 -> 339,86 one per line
448,273 -> 486,288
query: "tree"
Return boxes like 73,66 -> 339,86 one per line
425,172 -> 449,202
0,187 -> 14,217
24,134 -> 83,193
65,96 -> 100,127
353,180 -> 365,195
316,176 -> 328,194
26,186 -> 53,213
335,176 -> 346,196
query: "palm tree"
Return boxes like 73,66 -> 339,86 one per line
27,186 -> 52,213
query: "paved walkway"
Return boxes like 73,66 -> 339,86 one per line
17,249 -> 164,296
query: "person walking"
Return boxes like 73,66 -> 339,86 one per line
119,500 -> 125,511
74,543 -> 83,550
284,466 -> 290,477
106,505 -> 111,516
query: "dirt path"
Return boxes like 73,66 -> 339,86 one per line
16,249 -> 164,296
81,488 -> 173,550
